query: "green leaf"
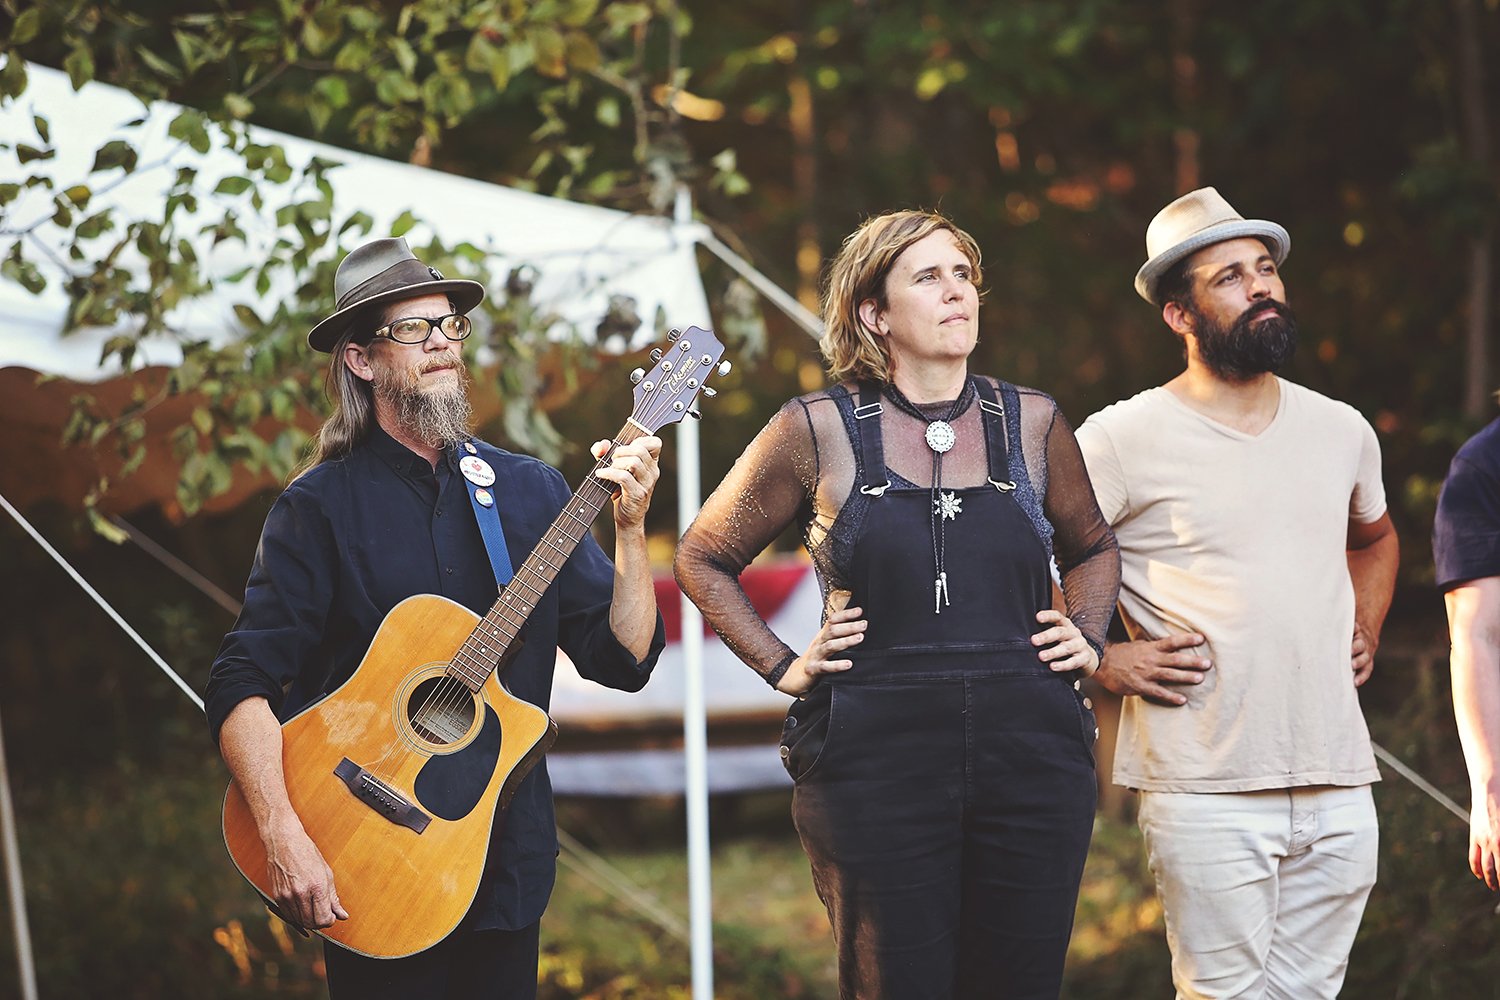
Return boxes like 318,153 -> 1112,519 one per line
605,3 -> 652,32
136,45 -> 182,81
32,114 -> 50,145
0,53 -> 29,98
10,8 -> 42,45
564,33 -> 600,73
214,176 -> 254,196
16,144 -> 52,165
171,110 -> 212,154
75,211 -> 113,239
559,0 -> 600,28
92,140 -> 139,174
596,97 -> 620,128
314,75 -> 350,109
390,37 -> 417,77
339,210 -> 374,236
61,45 -> 92,88
224,93 -> 254,120
532,26 -> 566,78
391,210 -> 418,238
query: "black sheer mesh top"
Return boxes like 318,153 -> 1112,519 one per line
675,376 -> 1121,687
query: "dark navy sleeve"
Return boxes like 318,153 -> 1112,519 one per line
541,465 -> 665,691
1435,422 -> 1500,591
204,482 -> 338,743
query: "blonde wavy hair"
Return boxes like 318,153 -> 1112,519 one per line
819,209 -> 984,385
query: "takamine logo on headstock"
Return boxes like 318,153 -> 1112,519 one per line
627,326 -> 731,434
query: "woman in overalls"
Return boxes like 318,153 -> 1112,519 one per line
674,209 -> 1120,999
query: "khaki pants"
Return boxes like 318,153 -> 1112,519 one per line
1138,785 -> 1378,1000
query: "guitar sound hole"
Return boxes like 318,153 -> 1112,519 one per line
407,676 -> 478,746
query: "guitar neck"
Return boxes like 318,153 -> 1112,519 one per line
445,421 -> 647,691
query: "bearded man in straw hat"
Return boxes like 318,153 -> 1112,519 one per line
1074,188 -> 1398,998
205,238 -> 665,999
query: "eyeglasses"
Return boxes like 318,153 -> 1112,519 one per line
371,313 -> 473,345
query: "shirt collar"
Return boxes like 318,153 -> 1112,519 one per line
366,422 -> 440,480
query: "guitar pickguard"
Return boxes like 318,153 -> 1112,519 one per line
412,704 -> 502,821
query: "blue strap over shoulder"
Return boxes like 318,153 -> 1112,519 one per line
458,441 -> 515,588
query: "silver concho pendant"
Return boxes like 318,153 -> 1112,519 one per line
925,419 -> 956,454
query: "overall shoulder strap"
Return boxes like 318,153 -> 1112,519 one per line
854,383 -> 891,497
972,378 -> 1016,493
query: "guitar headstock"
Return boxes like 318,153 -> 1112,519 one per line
628,326 -> 730,433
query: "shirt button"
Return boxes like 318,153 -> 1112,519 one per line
1074,679 -> 1082,691
1083,697 -> 1093,710
785,716 -> 798,729
446,568 -> 454,575
779,746 -> 790,759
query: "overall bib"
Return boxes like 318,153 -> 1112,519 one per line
781,380 -> 1097,1000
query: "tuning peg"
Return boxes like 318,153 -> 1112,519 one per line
679,339 -> 692,352
687,408 -> 701,420
717,361 -> 732,377
667,328 -> 681,342
650,348 -> 663,362
702,387 -> 717,398
629,368 -> 645,384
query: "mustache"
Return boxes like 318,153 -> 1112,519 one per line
1243,299 -> 1288,322
419,353 -> 463,374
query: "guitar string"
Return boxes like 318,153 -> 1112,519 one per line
372,444 -> 627,780
408,441 -> 631,748
395,401 -> 665,768
367,353 -> 707,782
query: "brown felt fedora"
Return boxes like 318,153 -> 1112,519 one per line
1134,187 -> 1290,306
307,237 -> 486,352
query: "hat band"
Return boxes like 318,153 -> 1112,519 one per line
336,258 -> 442,310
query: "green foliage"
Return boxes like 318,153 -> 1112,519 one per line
2,0 -> 713,525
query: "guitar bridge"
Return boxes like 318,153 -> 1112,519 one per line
333,758 -> 432,834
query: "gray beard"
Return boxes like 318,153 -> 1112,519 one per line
374,361 -> 474,448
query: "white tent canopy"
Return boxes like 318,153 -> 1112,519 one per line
1,65 -> 714,379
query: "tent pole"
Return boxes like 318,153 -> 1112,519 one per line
0,704 -> 39,1000
675,185 -> 715,1000
697,231 -> 823,339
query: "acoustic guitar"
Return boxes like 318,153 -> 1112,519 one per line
222,326 -> 728,958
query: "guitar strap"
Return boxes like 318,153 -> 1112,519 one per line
457,440 -> 515,588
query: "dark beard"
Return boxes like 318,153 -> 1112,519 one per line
1190,299 -> 1298,382
372,354 -> 474,448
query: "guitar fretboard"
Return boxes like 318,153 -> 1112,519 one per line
445,422 -> 646,691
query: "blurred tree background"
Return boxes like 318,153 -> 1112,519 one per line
2,0 -> 1499,996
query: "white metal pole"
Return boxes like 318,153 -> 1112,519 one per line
674,183 -> 715,999
0,703 -> 39,1000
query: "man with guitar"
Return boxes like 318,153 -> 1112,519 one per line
206,238 -> 666,998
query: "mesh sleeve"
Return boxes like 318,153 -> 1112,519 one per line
1039,402 -> 1121,657
674,400 -> 820,686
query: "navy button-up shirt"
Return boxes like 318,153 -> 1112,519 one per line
206,424 -> 665,930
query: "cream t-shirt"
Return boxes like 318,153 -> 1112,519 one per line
1076,378 -> 1385,792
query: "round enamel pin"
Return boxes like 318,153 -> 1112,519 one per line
464,442 -> 478,454
473,488 -> 494,508
460,455 -> 496,487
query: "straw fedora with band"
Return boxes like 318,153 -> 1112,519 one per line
307,237 -> 486,352
1134,187 -> 1290,306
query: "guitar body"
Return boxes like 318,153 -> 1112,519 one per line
222,594 -> 557,958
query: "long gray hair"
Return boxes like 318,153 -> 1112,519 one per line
291,327 -> 377,480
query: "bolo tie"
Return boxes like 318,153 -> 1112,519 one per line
885,378 -> 975,614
